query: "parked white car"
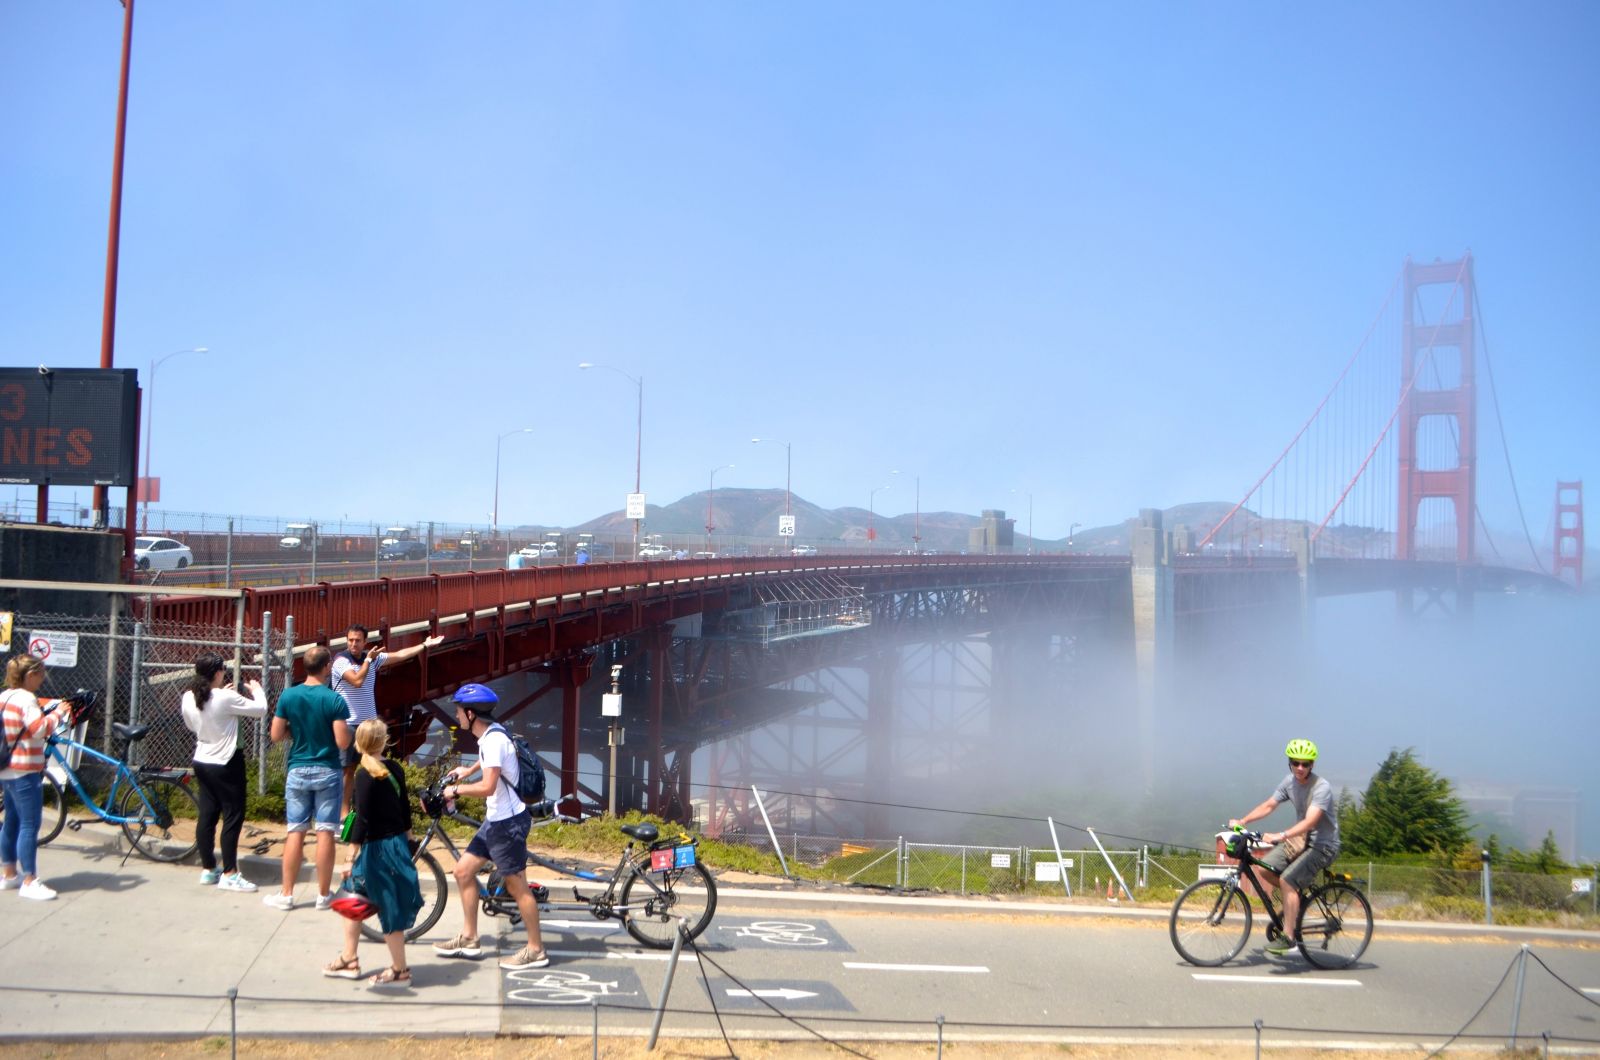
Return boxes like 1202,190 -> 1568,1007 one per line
134,536 -> 194,571
639,544 -> 673,559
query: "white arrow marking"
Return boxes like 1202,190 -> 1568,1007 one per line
842,962 -> 989,973
727,987 -> 818,1000
1192,974 -> 1361,987
538,919 -> 622,932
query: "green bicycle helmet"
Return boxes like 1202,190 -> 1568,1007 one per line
1285,738 -> 1319,762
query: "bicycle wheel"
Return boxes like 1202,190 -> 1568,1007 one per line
620,862 -> 718,948
1170,877 -> 1252,967
360,846 -> 449,944
1298,881 -> 1372,969
117,774 -> 200,863
37,774 -> 67,846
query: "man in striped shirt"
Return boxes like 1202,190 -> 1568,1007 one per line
332,624 -> 441,810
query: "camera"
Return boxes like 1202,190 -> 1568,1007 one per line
37,364 -> 52,376
610,664 -> 623,681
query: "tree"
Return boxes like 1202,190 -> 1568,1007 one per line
1341,748 -> 1470,857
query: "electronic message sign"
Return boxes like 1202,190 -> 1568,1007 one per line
0,368 -> 139,487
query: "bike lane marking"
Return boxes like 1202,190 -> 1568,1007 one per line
1191,974 -> 1362,987
503,967 -> 647,1006
843,962 -> 989,973
713,916 -> 854,952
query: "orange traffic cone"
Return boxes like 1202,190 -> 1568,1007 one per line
1106,876 -> 1117,901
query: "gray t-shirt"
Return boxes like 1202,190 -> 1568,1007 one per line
1271,772 -> 1340,855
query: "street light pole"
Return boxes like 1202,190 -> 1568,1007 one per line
891,469 -> 921,552
751,437 -> 792,546
868,484 -> 891,549
706,464 -> 734,552
1069,522 -> 1082,549
579,363 -> 643,559
493,427 -> 535,541
95,0 -> 136,529
140,346 -> 207,533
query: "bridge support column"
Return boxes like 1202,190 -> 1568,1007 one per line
550,654 -> 594,802
1130,509 -> 1172,795
642,626 -> 672,815
1290,525 -> 1315,637
863,649 -> 898,838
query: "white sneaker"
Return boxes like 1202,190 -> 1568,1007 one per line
19,880 -> 57,901
0,875 -> 21,891
218,872 -> 258,893
314,892 -> 335,911
199,868 -> 222,886
262,892 -> 295,911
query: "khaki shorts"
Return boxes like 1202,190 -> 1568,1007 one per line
1259,840 -> 1336,890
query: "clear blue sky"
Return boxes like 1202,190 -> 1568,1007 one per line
3,3 -> 1596,541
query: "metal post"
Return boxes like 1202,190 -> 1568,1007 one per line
228,986 -> 238,1060
373,524 -> 380,578
960,848 -> 966,896
102,607 -> 119,754
225,517 -> 234,588
1087,826 -> 1132,900
936,1014 -> 945,1058
1482,849 -> 1494,925
751,785 -> 792,879
1509,944 -> 1529,1050
310,520 -> 318,583
1254,1018 -> 1263,1060
896,836 -> 905,889
127,621 -> 145,767
1046,817 -> 1073,897
645,920 -> 687,1050
257,611 -> 272,795
591,995 -> 599,1059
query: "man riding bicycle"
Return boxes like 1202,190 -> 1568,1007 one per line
1229,738 -> 1341,956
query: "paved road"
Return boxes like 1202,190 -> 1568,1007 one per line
2,830 -> 1597,1051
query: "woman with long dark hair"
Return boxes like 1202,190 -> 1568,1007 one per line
180,652 -> 267,891
1,655 -> 73,900
323,719 -> 422,988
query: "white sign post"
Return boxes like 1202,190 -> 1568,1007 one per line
778,515 -> 795,537
625,493 -> 647,520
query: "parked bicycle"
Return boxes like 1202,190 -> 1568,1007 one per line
1169,828 -> 1372,969
20,690 -> 200,864
360,775 -> 717,949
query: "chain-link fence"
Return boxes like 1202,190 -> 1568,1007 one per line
3,608 -> 294,789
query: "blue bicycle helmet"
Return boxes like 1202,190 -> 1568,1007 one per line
452,683 -> 498,716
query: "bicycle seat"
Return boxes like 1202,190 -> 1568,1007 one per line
621,823 -> 660,844
112,722 -> 149,743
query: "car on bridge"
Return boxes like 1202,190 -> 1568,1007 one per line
639,543 -> 673,559
134,536 -> 193,571
428,548 -> 466,562
379,540 -> 426,561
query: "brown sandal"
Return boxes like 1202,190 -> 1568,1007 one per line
369,966 -> 411,989
322,953 -> 360,980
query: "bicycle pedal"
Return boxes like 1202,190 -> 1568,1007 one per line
532,884 -> 549,903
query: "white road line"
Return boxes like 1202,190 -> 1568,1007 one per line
543,948 -> 697,962
1193,974 -> 1361,987
539,919 -> 622,932
1583,987 -> 1600,996
843,962 -> 989,974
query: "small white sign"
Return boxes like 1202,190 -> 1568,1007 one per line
1573,877 -> 1594,895
778,515 -> 795,537
601,693 -> 623,718
1198,863 -> 1239,881
990,853 -> 1012,869
27,630 -> 79,668
625,493 -> 647,520
1034,859 -> 1074,882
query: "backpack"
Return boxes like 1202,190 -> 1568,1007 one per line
489,723 -> 546,804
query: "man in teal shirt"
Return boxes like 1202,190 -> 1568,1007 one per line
263,646 -> 351,911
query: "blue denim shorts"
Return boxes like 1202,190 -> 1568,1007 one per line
285,766 -> 342,833
466,811 -> 532,877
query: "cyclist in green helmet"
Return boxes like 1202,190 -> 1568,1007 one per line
1230,738 -> 1341,956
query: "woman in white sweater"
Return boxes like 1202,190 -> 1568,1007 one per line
180,653 -> 268,892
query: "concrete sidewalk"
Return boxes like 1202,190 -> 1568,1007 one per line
3,825 -> 1593,1042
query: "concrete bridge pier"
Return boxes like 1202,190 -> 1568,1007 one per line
1290,525 -> 1316,636
863,647 -> 899,838
549,653 -> 594,803
1130,509 -> 1172,795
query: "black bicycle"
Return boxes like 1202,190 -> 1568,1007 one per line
361,776 -> 717,949
1169,828 -> 1373,969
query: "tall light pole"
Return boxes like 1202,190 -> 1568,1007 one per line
751,437 -> 792,547
578,362 -> 643,559
868,484 -> 891,549
95,0 -> 136,532
140,346 -> 207,532
706,464 -> 734,552
1069,522 -> 1082,549
493,427 -> 535,540
1011,489 -> 1033,555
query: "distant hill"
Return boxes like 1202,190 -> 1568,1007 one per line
540,488 -> 1295,554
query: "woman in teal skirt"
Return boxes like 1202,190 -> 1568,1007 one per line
322,719 -> 423,988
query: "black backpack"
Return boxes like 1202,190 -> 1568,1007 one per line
489,723 -> 546,804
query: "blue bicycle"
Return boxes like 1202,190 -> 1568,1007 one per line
21,690 -> 200,864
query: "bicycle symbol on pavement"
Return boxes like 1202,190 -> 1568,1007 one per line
505,968 -> 640,1005
723,920 -> 829,946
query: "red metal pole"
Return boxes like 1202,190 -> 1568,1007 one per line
95,0 -> 136,526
